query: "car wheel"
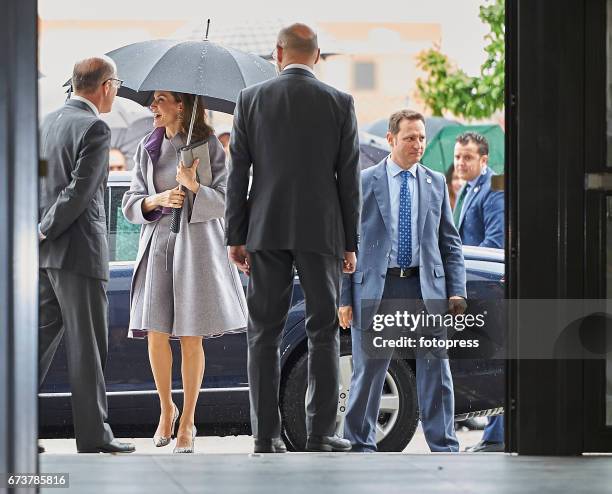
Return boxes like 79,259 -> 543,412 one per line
280,333 -> 419,452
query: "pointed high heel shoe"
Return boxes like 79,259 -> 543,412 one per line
173,425 -> 197,454
153,403 -> 179,447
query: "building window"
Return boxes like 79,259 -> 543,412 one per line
353,61 -> 376,90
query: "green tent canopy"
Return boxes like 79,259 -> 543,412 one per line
421,124 -> 505,175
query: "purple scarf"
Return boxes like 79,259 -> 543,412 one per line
143,126 -> 166,167
143,127 -> 175,218
144,127 -> 177,216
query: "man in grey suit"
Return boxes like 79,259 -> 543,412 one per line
339,110 -> 467,452
226,24 -> 361,453
39,56 -> 134,453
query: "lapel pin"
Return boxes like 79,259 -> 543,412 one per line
474,186 -> 480,193
426,177 -> 432,184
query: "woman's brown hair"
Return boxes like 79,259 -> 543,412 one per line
171,92 -> 215,143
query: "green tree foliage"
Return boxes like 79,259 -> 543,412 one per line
415,0 -> 504,119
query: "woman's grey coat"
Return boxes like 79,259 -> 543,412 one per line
122,129 -> 247,337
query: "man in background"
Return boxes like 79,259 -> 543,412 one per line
453,131 -> 504,249
215,124 -> 232,157
453,131 -> 504,452
38,56 -> 135,454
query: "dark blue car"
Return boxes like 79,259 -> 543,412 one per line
39,172 -> 505,452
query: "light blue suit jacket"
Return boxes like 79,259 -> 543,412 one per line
340,160 -> 466,329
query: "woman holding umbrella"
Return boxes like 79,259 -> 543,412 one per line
122,90 -> 247,453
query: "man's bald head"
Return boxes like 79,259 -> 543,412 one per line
277,23 -> 318,55
276,23 -> 320,68
72,56 -> 117,94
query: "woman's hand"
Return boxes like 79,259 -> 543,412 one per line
156,187 -> 186,209
176,158 -> 200,194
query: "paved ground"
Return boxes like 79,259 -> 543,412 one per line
39,428 -> 483,455
39,451 -> 612,494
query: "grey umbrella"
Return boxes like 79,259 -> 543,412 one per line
101,33 -> 276,233
359,131 -> 390,171
99,98 -> 154,170
105,38 -> 276,114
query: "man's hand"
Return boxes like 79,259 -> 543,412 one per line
343,251 -> 357,274
448,296 -> 467,316
228,245 -> 250,275
338,306 -> 353,329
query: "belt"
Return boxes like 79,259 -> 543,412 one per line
387,267 -> 419,278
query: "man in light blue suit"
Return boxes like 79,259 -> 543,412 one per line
339,110 -> 467,452
453,132 -> 505,452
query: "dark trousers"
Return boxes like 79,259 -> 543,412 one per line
246,250 -> 343,439
39,268 -> 114,451
343,275 -> 459,452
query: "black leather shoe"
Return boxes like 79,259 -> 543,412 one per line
464,440 -> 504,453
253,437 -> 287,453
79,439 -> 136,454
306,435 -> 352,452
38,444 -> 45,454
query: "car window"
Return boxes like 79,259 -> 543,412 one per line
108,185 -> 140,262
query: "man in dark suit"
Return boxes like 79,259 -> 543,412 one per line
339,110 -> 466,452
39,56 -> 134,453
226,23 -> 360,453
453,131 -> 505,453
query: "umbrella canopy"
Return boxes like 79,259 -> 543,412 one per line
98,97 -> 153,170
421,124 -> 505,175
359,131 -> 389,170
363,116 -> 459,141
105,39 -> 276,113
100,96 -> 152,131
175,18 -> 342,62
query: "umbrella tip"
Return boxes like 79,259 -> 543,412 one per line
205,19 -> 211,40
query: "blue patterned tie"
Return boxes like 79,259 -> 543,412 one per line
397,170 -> 412,268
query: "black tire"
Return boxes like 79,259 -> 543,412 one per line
280,333 -> 419,452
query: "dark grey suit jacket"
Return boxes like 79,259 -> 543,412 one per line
39,99 -> 111,281
225,67 -> 361,258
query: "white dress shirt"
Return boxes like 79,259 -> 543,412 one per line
283,63 -> 316,76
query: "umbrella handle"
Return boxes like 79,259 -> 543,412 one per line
172,96 -> 198,236
170,185 -> 183,234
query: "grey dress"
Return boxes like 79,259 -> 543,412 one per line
122,127 -> 247,338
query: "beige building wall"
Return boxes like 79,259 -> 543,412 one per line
38,20 -> 182,116
317,22 -> 441,126
39,18 -> 443,128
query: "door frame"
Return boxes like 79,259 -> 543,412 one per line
583,0 -> 612,452
0,0 -> 39,485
